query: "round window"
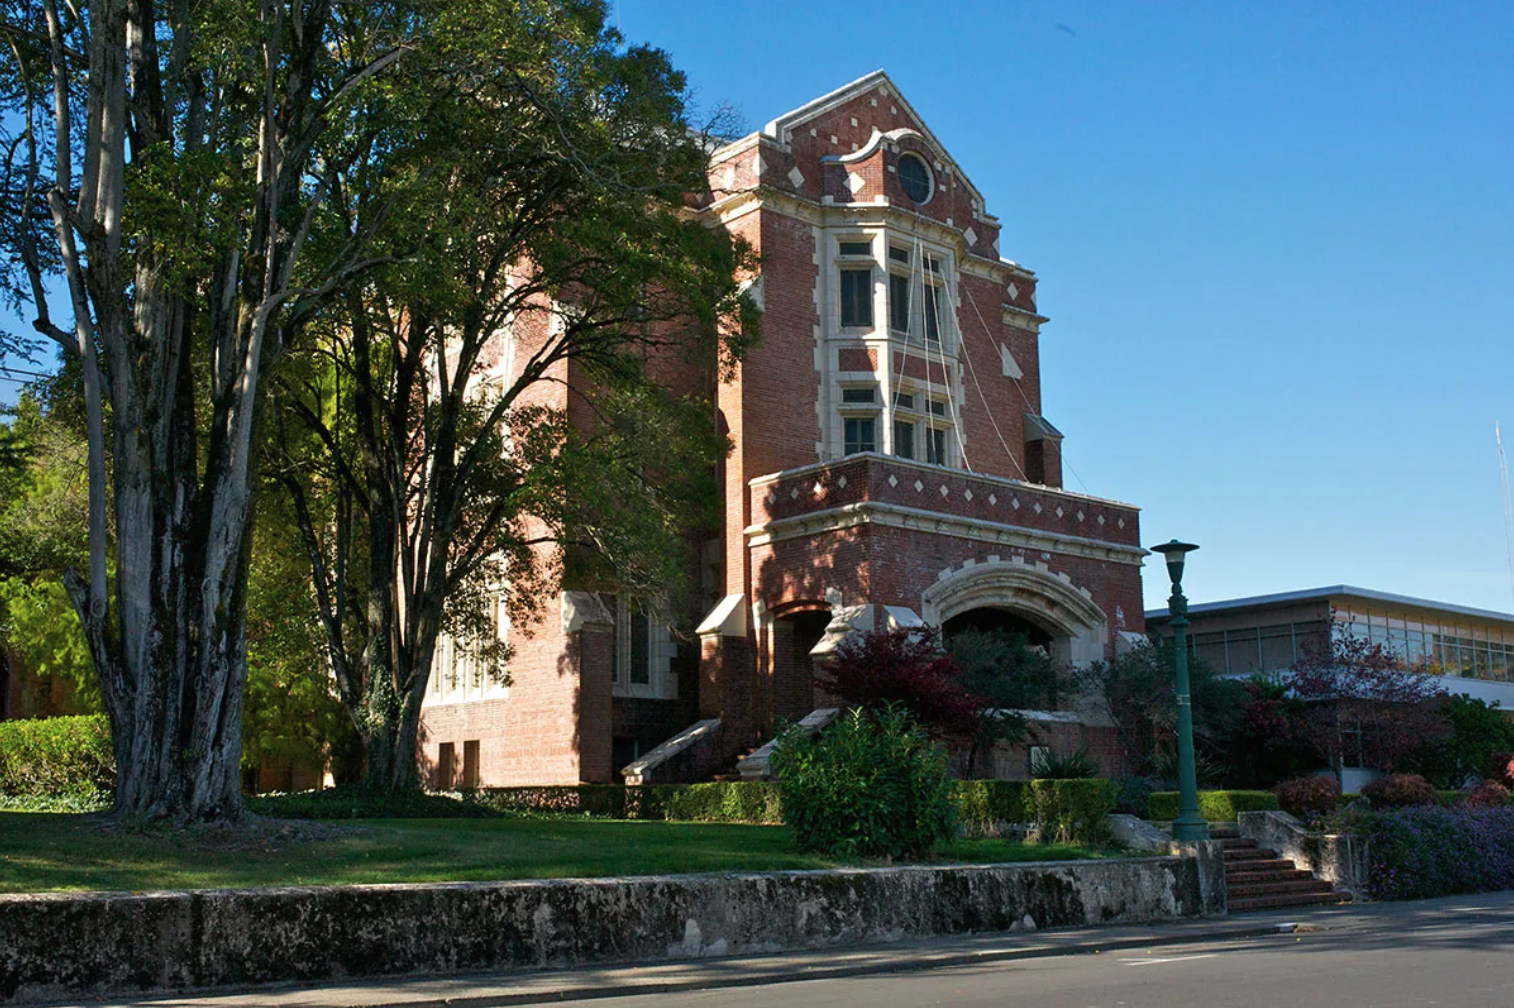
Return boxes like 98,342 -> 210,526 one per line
897,152 -> 932,204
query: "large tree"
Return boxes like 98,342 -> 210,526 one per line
265,2 -> 755,791
0,0 -> 412,819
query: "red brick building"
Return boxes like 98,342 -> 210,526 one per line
419,71 -> 1148,787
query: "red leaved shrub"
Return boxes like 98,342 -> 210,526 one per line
1489,752 -> 1514,789
1361,773 -> 1438,809
1274,775 -> 1342,820
817,627 -> 984,740
1462,780 -> 1512,809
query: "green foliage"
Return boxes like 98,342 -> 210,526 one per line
0,393 -> 99,712
241,496 -> 360,779
0,791 -> 111,813
1150,743 -> 1225,788
0,576 -> 99,711
1402,696 -> 1514,789
247,786 -> 500,820
1026,779 -> 1117,845
1112,776 -> 1170,816
1076,641 -> 1243,779
1146,789 -> 1279,822
770,705 -> 956,859
0,715 -> 114,797
946,628 -> 1066,770
1030,747 -> 1101,780
663,782 -> 783,824
951,779 -> 1029,832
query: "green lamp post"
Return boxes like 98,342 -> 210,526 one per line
1152,539 -> 1210,842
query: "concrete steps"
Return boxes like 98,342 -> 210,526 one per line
1211,824 -> 1352,914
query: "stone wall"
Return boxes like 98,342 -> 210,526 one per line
2,856 -> 1219,1004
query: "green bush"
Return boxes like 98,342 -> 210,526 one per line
474,785 -> 663,819
951,779 -> 1028,832
249,785 -> 500,819
770,705 -> 956,859
0,714 -> 114,797
1027,779 -> 1117,844
1147,789 -> 1279,822
1360,774 -> 1438,809
663,782 -> 782,824
1029,747 -> 1100,779
0,790 -> 111,813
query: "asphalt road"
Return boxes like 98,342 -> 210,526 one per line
523,900 -> 1514,1008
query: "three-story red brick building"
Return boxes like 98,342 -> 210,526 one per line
419,71 -> 1148,787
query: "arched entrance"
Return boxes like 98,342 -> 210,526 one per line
942,607 -> 1055,650
773,608 -> 831,723
921,557 -> 1110,666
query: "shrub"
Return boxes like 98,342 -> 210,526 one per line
952,779 -> 1028,833
1029,747 -> 1100,779
1112,775 -> 1168,816
1146,790 -> 1279,822
474,785 -> 661,819
663,782 -> 782,824
1026,779 -> 1117,844
1274,776 -> 1342,821
1361,805 -> 1514,900
770,705 -> 956,859
1490,752 -> 1514,788
1361,773 -> 1438,809
249,785 -> 500,819
0,714 -> 114,797
1462,780 -> 1512,809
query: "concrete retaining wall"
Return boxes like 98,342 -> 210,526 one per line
1,855 -> 1221,1004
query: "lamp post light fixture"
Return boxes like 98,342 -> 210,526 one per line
1151,539 -> 1210,842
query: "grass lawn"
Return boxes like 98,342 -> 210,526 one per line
0,812 -> 1114,894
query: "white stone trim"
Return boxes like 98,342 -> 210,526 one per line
920,556 -> 1110,667
696,594 -> 748,637
745,500 -> 1146,567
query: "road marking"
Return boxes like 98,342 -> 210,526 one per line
1120,954 -> 1217,966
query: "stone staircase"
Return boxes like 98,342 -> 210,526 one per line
1213,824 -> 1351,913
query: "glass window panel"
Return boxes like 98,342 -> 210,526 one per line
838,240 -> 871,256
840,269 -> 873,327
1227,634 -> 1262,674
889,274 -> 910,332
895,392 -> 916,410
923,284 -> 942,342
844,417 -> 876,455
893,420 -> 915,460
889,246 -> 910,264
926,427 -> 947,465
1260,633 -> 1294,670
841,386 -> 876,404
630,609 -> 650,684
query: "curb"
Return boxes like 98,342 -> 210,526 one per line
154,921 -> 1306,1008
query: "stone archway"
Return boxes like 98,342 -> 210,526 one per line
920,556 -> 1109,666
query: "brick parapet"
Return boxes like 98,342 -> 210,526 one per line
747,453 -> 1141,550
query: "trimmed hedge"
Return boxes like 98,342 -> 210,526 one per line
475,779 -> 1094,838
1147,790 -> 1279,822
663,782 -> 782,824
1027,778 -> 1117,844
951,779 -> 1028,832
0,715 -> 114,798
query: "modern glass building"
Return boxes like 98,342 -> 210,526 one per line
1145,585 -> 1514,710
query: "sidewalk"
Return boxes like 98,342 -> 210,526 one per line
60,892 -> 1514,1008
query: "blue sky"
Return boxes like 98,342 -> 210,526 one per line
614,0 -> 1514,614
6,3 -> 1512,615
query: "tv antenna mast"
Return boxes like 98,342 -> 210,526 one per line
1498,423 -> 1514,611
